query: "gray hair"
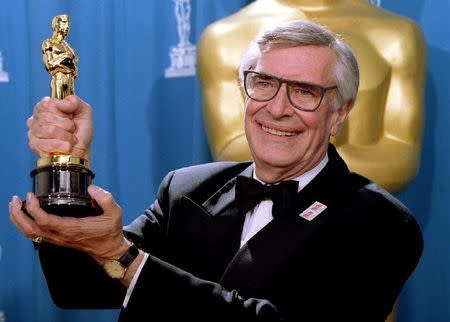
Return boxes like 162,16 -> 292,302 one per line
239,20 -> 359,110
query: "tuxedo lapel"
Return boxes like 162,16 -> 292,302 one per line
202,164 -> 253,217
167,164 -> 253,281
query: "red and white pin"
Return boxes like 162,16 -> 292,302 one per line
299,201 -> 327,221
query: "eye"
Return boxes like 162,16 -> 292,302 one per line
296,88 -> 312,96
256,80 -> 274,88
291,83 -> 321,98
252,76 -> 277,90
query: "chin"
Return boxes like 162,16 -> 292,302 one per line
255,152 -> 301,169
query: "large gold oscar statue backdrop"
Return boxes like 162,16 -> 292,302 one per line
198,0 -> 426,196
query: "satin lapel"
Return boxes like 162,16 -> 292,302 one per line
167,164 -> 254,281
202,164 -> 253,217
220,144 -> 352,294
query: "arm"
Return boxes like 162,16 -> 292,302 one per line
41,40 -> 53,72
121,255 -> 281,322
10,184 -> 157,308
9,96 -> 120,307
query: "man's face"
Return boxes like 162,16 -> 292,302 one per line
244,45 -> 350,181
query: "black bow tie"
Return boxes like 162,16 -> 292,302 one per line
236,175 -> 299,219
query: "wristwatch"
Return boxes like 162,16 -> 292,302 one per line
103,243 -> 139,279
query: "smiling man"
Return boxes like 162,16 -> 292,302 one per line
10,20 -> 423,322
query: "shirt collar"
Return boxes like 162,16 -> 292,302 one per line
252,153 -> 329,192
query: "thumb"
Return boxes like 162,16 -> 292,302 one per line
56,95 -> 92,119
88,185 -> 120,215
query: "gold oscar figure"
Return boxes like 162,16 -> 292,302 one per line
197,0 -> 426,195
42,14 -> 78,99
30,14 -> 101,217
198,1 -> 426,321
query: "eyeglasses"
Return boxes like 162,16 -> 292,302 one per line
243,70 -> 338,112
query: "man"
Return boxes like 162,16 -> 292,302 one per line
10,20 -> 422,322
42,14 -> 78,99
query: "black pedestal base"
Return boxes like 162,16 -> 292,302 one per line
30,163 -> 102,217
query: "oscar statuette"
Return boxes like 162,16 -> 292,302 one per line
29,14 -> 101,217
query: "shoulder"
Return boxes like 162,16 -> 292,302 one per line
346,173 -> 412,220
168,161 -> 250,181
157,161 -> 252,201
341,173 -> 422,247
42,39 -> 53,49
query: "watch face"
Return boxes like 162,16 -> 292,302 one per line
104,260 -> 126,279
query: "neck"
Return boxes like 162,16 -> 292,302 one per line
254,150 -> 328,184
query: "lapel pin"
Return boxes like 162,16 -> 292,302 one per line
299,201 -> 327,221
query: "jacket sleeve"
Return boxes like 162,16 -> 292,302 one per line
119,255 -> 282,322
38,242 -> 126,308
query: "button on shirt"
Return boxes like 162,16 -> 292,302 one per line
240,154 -> 329,248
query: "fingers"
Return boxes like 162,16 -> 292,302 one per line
34,96 -> 91,118
29,97 -> 76,156
57,95 -> 92,120
9,195 -> 45,240
88,185 -> 121,216
28,137 -> 74,156
10,193 -> 80,247
9,188 -> 125,259
34,97 -> 73,120
28,96 -> 92,157
65,96 -> 93,158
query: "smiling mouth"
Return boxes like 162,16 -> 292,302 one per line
262,125 -> 298,137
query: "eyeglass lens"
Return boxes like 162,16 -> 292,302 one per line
245,71 -> 326,111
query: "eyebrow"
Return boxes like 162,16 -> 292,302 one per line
252,70 -> 330,88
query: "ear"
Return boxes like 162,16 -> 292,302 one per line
330,100 -> 353,136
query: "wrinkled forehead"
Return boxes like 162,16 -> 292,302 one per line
254,45 -> 337,82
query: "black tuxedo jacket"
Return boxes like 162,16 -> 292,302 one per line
38,145 -> 423,322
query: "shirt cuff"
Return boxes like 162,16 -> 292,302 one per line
122,252 -> 149,308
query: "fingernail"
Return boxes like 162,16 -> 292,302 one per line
26,192 -> 32,202
88,185 -> 103,194
12,195 -> 20,205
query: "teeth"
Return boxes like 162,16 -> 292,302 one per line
262,125 -> 296,136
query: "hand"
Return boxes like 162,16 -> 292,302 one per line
9,185 -> 129,261
27,95 -> 93,159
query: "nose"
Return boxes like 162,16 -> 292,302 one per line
266,83 -> 294,118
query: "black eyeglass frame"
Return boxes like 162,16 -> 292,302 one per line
243,70 -> 338,112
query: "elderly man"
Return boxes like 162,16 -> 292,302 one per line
10,20 -> 422,322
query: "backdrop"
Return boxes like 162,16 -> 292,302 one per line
0,1 -> 449,322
